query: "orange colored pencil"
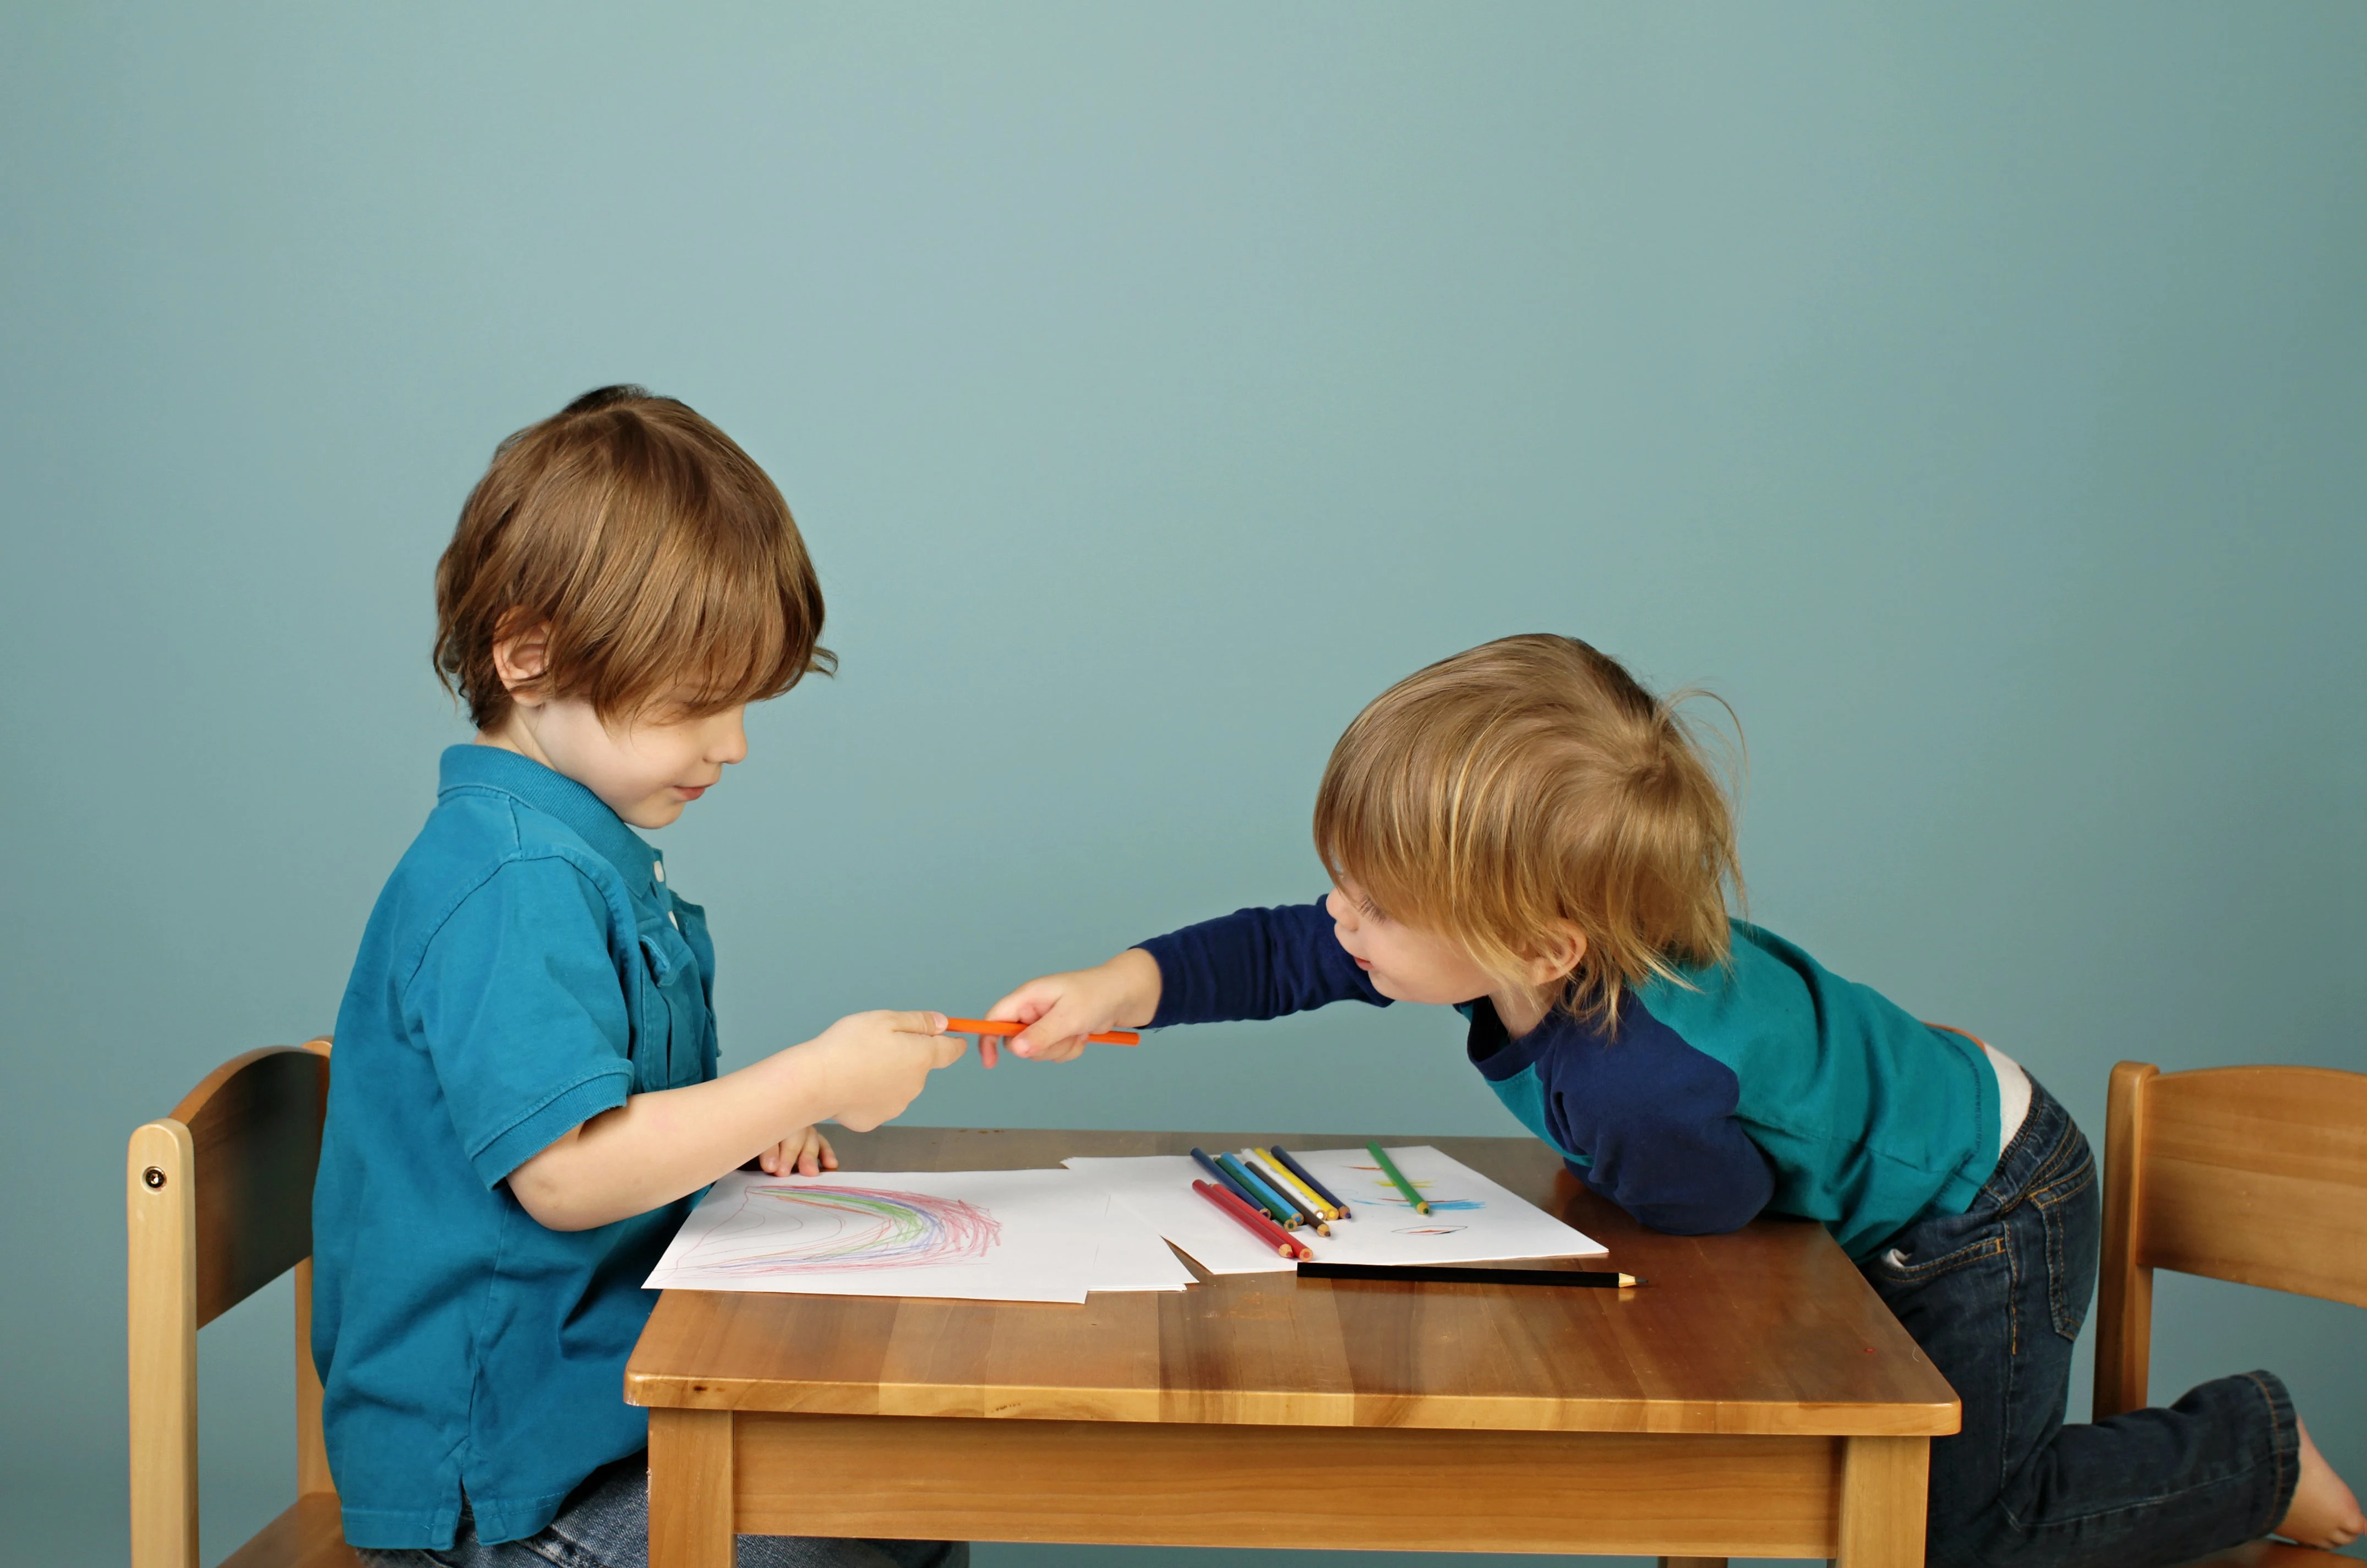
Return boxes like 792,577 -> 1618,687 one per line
946,1017 -> 1141,1046
1196,1179 -> 1312,1260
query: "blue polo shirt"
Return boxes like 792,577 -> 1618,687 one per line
312,745 -> 718,1550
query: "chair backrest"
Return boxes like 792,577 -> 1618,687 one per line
128,1041 -> 334,1568
2092,1061 -> 2367,1420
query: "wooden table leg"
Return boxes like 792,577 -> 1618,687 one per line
649,1408 -> 734,1568
1835,1435 -> 1928,1567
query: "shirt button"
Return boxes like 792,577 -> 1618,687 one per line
653,861 -> 665,883
669,911 -> 679,929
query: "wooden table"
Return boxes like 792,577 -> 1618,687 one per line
625,1128 -> 1959,1566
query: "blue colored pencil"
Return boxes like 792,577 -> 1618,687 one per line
1188,1146 -> 1271,1220
1241,1153 -> 1331,1236
1216,1152 -> 1304,1230
1213,1152 -> 1293,1224
1267,1144 -> 1352,1219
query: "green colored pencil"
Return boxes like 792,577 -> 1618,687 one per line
1365,1142 -> 1430,1215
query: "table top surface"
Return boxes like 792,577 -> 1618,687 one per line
624,1126 -> 1960,1437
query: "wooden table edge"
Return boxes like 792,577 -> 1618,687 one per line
647,1407 -> 1939,1564
624,1364 -> 1960,1437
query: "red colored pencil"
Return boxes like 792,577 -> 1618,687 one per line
945,1017 -> 1142,1046
1195,1179 -> 1311,1260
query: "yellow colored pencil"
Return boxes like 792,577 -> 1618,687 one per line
1253,1148 -> 1339,1221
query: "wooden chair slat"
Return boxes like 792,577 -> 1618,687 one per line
128,1119 -> 199,1568
131,1040 -> 339,1568
215,1494 -> 362,1568
294,1255 -> 334,1497
2093,1059 -> 2366,1560
2137,1067 -> 2367,1309
175,1047 -> 330,1328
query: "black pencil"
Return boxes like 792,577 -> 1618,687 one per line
1296,1261 -> 1643,1288
1240,1153 -> 1330,1235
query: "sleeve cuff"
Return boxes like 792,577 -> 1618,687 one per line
1136,934 -> 1191,1029
468,1066 -> 634,1188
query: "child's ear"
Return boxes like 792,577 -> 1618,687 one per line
491,615 -> 553,702
1521,925 -> 1588,987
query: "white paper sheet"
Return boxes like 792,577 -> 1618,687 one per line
646,1168 -> 1105,1302
647,1148 -> 1590,1299
1083,1190 -> 1202,1292
1064,1146 -> 1606,1275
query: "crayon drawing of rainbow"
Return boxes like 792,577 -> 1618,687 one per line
678,1183 -> 1001,1275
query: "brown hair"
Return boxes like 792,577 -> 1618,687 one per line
433,386 -> 833,731
1312,634 -> 1742,1029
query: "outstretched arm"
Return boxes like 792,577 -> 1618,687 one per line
988,899 -> 1388,1064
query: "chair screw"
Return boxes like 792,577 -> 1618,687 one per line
143,1166 -> 167,1189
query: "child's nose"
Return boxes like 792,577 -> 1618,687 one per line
708,711 -> 749,764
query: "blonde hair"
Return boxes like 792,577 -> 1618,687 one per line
433,385 -> 833,731
1312,635 -> 1742,1029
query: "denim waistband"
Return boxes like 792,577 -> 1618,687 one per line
1976,1071 -> 2086,1211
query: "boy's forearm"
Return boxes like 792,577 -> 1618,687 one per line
1137,899 -> 1387,1026
508,1045 -> 835,1231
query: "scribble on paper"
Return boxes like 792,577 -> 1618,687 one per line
674,1183 -> 1001,1276
1345,1161 -> 1486,1212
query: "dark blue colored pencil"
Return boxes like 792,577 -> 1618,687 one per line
1241,1154 -> 1330,1236
1188,1146 -> 1271,1220
1268,1144 -> 1352,1219
1215,1152 -> 1304,1229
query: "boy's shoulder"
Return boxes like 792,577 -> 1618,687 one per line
411,753 -> 623,883
1634,919 -> 1945,1088
411,774 -> 590,876
364,747 -> 658,977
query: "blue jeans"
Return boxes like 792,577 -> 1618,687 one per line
358,1454 -> 968,1568
1862,1077 -> 2298,1568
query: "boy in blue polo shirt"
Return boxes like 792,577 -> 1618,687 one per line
314,387 -> 969,1568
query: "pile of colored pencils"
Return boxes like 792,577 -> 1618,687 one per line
1188,1144 -> 1354,1259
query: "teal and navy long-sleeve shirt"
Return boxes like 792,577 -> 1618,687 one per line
1138,899 -> 2000,1260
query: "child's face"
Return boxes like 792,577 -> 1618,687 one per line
509,696 -> 749,831
1324,882 -> 1501,1006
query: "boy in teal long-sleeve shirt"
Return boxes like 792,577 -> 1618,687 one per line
988,633 -> 2360,1567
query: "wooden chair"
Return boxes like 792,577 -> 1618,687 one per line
128,1040 -> 359,1568
2095,1061 -> 2367,1567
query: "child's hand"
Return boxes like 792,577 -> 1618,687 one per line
755,1125 -> 838,1177
803,1009 -> 967,1132
983,948 -> 1161,1067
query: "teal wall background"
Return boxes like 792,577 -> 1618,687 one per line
4,6 -> 2361,1565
